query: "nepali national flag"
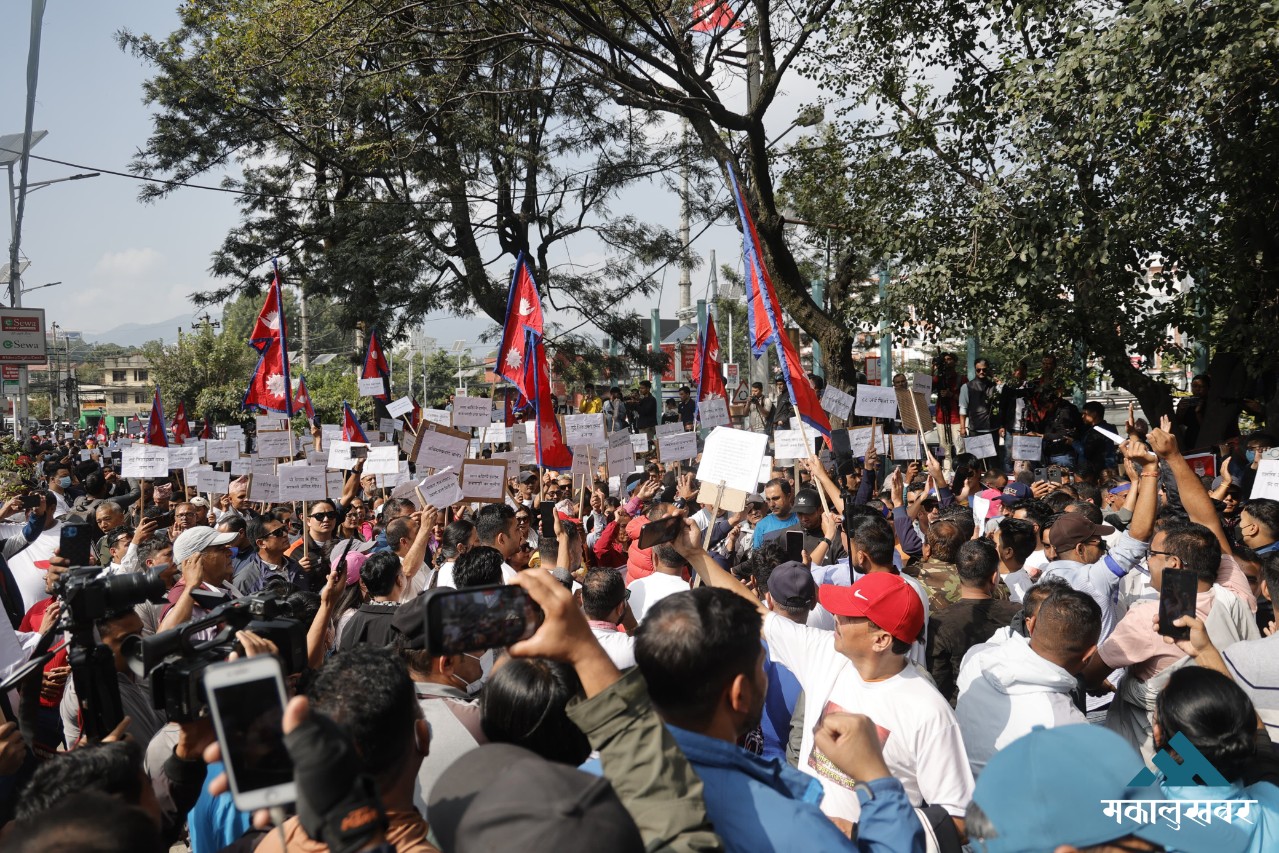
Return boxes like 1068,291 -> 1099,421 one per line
692,0 -> 741,32
496,254 -> 545,403
242,261 -> 294,416
294,375 -> 316,423
527,336 -> 572,470
146,389 -> 169,447
171,401 -> 191,445
95,419 -> 108,443
692,313 -> 728,403
341,401 -> 368,443
200,419 -> 213,440
406,398 -> 422,432
727,162 -> 831,437
361,329 -> 391,403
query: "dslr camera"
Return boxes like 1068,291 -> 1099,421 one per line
127,591 -> 307,723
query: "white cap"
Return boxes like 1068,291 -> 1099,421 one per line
173,527 -> 238,564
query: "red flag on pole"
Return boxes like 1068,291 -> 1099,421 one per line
692,313 -> 728,403
528,337 -> 572,470
200,419 -> 213,440
692,0 -> 741,32
293,375 -> 316,422
406,398 -> 422,433
361,330 -> 391,403
94,419 -> 107,443
171,401 -> 190,445
341,401 -> 368,443
726,163 -> 831,437
242,262 -> 294,415
146,389 -> 169,447
496,254 -> 544,403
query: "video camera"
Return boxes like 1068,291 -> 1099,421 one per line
126,591 -> 307,723
53,565 -> 168,626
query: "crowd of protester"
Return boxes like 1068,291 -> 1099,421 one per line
0,355 -> 1277,853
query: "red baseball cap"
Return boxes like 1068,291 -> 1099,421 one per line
818,572 -> 925,645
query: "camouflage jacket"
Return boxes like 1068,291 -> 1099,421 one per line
911,559 -> 962,614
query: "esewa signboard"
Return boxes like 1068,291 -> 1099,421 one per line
0,308 -> 46,364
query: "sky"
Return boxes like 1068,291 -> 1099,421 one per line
1,3 -> 824,355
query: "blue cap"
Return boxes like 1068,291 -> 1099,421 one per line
1001,481 -> 1031,504
972,725 -> 1248,853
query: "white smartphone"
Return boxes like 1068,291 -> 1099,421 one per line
204,656 -> 296,811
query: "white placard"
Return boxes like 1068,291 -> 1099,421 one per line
167,445 -> 201,470
655,421 -> 684,437
418,467 -> 465,507
1251,460 -> 1279,500
629,433 -> 650,454
855,385 -> 899,419
564,413 -> 607,447
912,372 -> 933,396
364,445 -> 401,475
306,450 -> 328,467
972,495 -> 992,532
327,440 -> 366,471
386,396 -> 415,419
698,396 -> 730,429
1009,434 -> 1043,461
890,434 -> 924,459
202,471 -> 232,495
606,430 -> 635,479
416,426 -> 471,472
278,464 -> 329,501
121,445 -> 170,478
187,464 -> 213,488
820,386 -> 855,420
696,427 -> 769,495
658,431 -> 697,462
249,473 -> 280,503
256,430 -> 294,459
205,439 -> 239,464
250,457 -> 277,478
255,415 -> 286,432
230,457 -> 251,476
376,461 -> 411,489
848,427 -> 875,458
225,425 -> 245,442
490,451 -> 522,480
965,432 -> 997,459
326,471 -> 346,499
758,455 -> 774,484
461,460 -> 507,502
572,446 -> 598,481
481,423 -> 511,444
451,396 -> 492,428
379,418 -> 398,436
772,429 -> 810,461
423,408 -> 452,427
358,376 -> 386,397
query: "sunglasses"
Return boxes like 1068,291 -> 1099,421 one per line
260,528 -> 287,540
310,511 -> 338,521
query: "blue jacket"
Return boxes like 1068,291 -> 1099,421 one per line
668,725 -> 924,853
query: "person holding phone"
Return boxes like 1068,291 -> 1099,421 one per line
1081,421 -> 1260,758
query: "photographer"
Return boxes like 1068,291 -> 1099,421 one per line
1,491 -> 58,630
158,528 -> 242,638
58,607 -> 163,748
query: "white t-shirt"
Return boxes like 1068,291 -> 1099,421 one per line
629,572 -> 691,622
433,560 -> 517,590
763,612 -> 975,821
590,625 -> 636,670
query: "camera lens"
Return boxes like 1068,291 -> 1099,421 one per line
103,568 -> 168,610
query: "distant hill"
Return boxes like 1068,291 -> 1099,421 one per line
82,313 -> 205,348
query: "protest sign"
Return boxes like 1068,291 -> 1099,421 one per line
451,396 -> 492,429
167,445 -> 201,470
696,427 -> 768,496
256,430 -> 294,459
121,445 -> 169,478
376,462 -> 411,489
423,408 -> 452,427
249,473 -> 280,503
757,455 -> 773,484
965,432 -> 997,460
326,471 -> 345,499
658,431 -> 697,463
205,439 -> 239,464
256,415 -> 287,432
890,433 -> 924,460
230,457 -> 251,476
1009,434 -> 1043,462
855,385 -> 898,419
419,467 -> 465,507
606,430 -> 634,479
358,377 -> 386,397
251,457 -> 277,478
896,389 -> 934,433
972,495 -> 992,533
698,396 -> 731,429
1251,460 -> 1279,500
912,372 -> 933,396
563,413 -> 607,448
379,418 -> 398,436
461,459 -> 507,502
386,397 -> 415,419
772,429 -> 810,461
656,421 -> 685,437
820,385 -> 855,420
364,445 -> 401,475
416,423 -> 471,472
481,423 -> 511,444
629,433 -> 650,454
202,471 -> 232,495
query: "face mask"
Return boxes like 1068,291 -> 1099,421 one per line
452,651 -> 493,696
58,477 -> 72,489
228,547 -> 240,559
1247,450 -> 1257,464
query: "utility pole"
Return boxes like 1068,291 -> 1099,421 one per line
744,26 -> 770,392
297,279 -> 310,371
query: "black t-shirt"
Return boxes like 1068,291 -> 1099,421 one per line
926,598 -> 1021,702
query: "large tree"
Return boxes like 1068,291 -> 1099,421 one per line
119,0 -> 691,368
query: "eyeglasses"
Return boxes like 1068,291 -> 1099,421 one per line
261,527 -> 287,540
515,515 -> 532,524
1147,547 -> 1173,558
310,511 -> 338,521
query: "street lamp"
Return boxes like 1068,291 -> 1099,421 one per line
21,280 -> 60,295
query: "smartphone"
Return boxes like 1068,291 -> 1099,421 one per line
830,429 -> 851,459
110,450 -> 123,469
21,492 -> 41,511
204,656 -> 296,811
1047,467 -> 1063,484
422,585 -> 544,656
638,514 -> 686,550
1158,569 -> 1199,640
59,522 -> 94,567
785,529 -> 805,563
1034,468 -> 1047,481
539,502 -> 557,540
349,445 -> 369,459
